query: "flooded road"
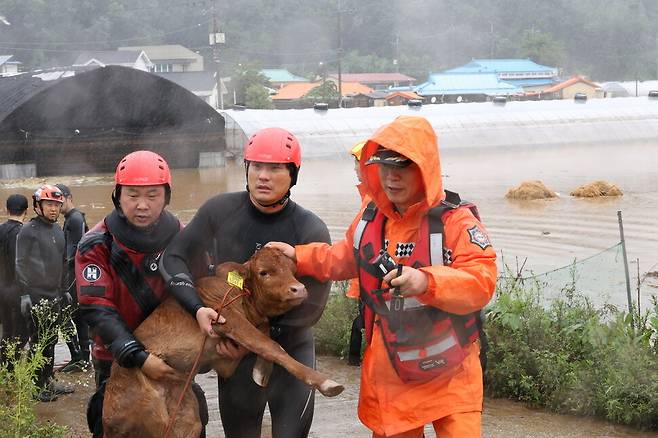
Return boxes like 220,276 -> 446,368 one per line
40,346 -> 658,437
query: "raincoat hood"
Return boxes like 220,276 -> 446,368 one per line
360,116 -> 444,218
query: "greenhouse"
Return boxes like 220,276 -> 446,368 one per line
222,96 -> 658,159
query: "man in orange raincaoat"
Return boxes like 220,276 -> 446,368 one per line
268,115 -> 496,437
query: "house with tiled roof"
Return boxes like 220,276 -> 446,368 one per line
414,72 -> 523,103
446,59 -> 559,93
73,50 -> 152,72
327,72 -> 415,90
0,55 -> 22,76
260,69 -> 308,89
272,81 -> 373,108
119,45 -> 204,72
538,75 -> 603,100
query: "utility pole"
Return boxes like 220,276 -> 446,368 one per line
336,0 -> 343,107
393,34 -> 400,73
209,0 -> 225,109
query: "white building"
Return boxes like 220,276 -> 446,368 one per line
119,45 -> 204,73
73,50 -> 152,72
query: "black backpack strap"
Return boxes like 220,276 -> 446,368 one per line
104,233 -> 161,317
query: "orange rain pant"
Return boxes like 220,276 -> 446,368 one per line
371,411 -> 481,438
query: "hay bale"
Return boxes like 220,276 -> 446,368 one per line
505,180 -> 557,200
570,180 -> 623,197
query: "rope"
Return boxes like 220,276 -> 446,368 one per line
162,284 -> 251,438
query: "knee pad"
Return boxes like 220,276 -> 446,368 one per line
191,382 -> 209,426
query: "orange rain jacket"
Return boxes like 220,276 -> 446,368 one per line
345,182 -> 369,299
295,116 -> 497,436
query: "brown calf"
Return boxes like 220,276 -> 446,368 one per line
102,247 -> 344,437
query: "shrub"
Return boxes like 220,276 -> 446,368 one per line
0,300 -> 71,437
314,281 -> 360,358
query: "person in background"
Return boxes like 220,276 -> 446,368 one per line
0,194 -> 29,365
346,140 -> 367,366
76,150 -> 217,437
55,183 -> 91,373
16,184 -> 74,402
269,116 -> 497,438
161,127 -> 331,438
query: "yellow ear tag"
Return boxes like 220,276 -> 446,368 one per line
227,271 -> 244,289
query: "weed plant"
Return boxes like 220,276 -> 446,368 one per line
486,267 -> 658,429
314,281 -> 360,357
0,300 -> 71,437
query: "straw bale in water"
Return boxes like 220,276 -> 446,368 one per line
570,180 -> 623,197
505,181 -> 557,200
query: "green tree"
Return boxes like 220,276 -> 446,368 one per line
305,80 -> 339,103
245,83 -> 273,109
519,30 -> 566,68
229,63 -> 270,105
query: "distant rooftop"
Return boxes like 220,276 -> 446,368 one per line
415,72 -> 523,96
542,75 -> 601,93
156,71 -> 216,92
328,72 -> 416,84
73,50 -> 146,67
273,81 -> 373,100
119,45 -> 199,61
446,59 -> 558,76
260,69 -> 308,83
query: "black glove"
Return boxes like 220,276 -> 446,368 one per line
20,294 -> 33,318
62,292 -> 73,306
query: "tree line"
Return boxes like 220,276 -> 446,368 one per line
0,0 -> 656,82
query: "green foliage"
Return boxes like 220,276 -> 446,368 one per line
305,80 -> 339,104
314,281 -> 360,357
229,63 -> 271,106
486,271 -> 658,429
245,83 -> 273,109
0,300 -> 71,437
519,30 -> 566,69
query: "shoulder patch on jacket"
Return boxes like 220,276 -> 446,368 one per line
467,225 -> 491,250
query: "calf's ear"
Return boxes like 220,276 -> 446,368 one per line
215,261 -> 247,280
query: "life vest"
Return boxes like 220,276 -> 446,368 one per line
353,190 -> 482,383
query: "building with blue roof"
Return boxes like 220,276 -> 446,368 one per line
445,59 -> 559,92
414,72 -> 523,103
260,69 -> 308,89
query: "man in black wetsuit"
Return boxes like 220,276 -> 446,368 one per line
55,183 -> 90,373
16,184 -> 73,402
161,127 -> 332,438
0,194 -> 28,365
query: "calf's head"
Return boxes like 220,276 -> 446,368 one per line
214,247 -> 307,317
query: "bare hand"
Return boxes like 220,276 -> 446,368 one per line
216,338 -> 249,360
196,307 -> 225,337
141,354 -> 183,381
383,266 -> 428,297
265,242 -> 296,261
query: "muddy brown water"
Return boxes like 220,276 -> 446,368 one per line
7,140 -> 658,436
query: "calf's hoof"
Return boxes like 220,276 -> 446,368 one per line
318,379 -> 344,397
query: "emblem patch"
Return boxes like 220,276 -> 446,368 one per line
83,264 -> 102,282
467,226 -> 492,250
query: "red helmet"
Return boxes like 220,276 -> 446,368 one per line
244,128 -> 301,168
33,184 -> 64,204
115,150 -> 172,187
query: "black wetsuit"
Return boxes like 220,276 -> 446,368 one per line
0,218 -> 28,363
61,208 -> 90,362
161,191 -> 331,438
15,216 -> 65,387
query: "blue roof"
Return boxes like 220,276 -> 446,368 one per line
503,78 -> 558,88
415,73 -> 523,96
446,59 -> 557,75
260,69 -> 308,83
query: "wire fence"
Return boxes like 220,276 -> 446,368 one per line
497,242 -> 658,312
